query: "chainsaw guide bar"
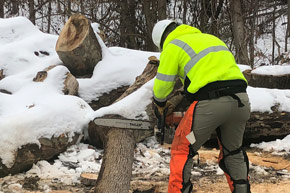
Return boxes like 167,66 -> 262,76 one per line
94,118 -> 152,130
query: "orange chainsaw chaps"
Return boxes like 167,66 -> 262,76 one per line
168,101 -> 198,193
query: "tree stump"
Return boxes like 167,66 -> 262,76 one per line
80,173 -> 98,186
55,14 -> 102,77
243,69 -> 290,89
88,57 -> 159,193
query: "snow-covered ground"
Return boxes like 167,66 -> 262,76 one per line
1,16 -> 290,190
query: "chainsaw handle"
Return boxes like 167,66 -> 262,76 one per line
159,107 -> 168,145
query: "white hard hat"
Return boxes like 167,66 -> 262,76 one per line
152,19 -> 176,50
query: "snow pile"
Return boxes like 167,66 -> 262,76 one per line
22,137 -> 171,184
27,143 -> 103,184
0,66 -> 92,167
21,137 -> 223,185
133,137 -> 170,178
0,17 -> 61,76
251,135 -> 290,154
0,17 -> 93,167
0,17 -> 157,167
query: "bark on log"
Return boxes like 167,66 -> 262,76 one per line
88,57 -> 159,193
0,69 -> 5,80
62,72 -> 79,95
0,133 -> 81,177
88,86 -> 129,111
0,89 -> 12,95
55,14 -> 102,77
244,108 -> 290,143
243,69 -> 290,89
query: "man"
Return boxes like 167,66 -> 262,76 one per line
151,20 -> 251,193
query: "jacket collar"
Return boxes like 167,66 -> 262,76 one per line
163,24 -> 201,50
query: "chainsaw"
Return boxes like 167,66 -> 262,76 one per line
93,112 -> 185,144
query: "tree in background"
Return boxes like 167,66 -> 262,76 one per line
285,0 -> 290,51
230,0 -> 249,65
0,0 -> 4,18
0,0 -> 289,67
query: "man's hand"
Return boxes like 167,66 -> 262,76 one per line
153,100 -> 175,118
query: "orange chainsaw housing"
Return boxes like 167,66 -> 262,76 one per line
166,112 -> 185,127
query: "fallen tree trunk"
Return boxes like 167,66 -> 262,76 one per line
243,69 -> 290,89
0,133 -> 81,177
88,86 -> 129,111
244,108 -> 290,143
88,57 -> 159,193
55,14 -> 102,77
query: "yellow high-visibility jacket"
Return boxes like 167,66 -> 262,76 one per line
153,24 -> 247,104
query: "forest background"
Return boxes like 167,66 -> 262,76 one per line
1,0 -> 290,69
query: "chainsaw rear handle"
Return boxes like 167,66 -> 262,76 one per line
154,107 -> 168,145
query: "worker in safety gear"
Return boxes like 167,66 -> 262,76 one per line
152,19 -> 251,193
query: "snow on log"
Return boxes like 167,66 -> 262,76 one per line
0,133 -> 81,178
88,57 -> 159,149
243,69 -> 290,89
55,14 -> 102,77
33,65 -> 79,96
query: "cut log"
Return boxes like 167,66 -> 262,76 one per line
243,69 -> 290,89
33,71 -> 47,82
62,72 -> 79,95
80,172 -> 98,186
0,133 -> 81,177
55,14 -> 102,77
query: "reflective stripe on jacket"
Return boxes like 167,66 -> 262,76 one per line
153,24 -> 247,103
